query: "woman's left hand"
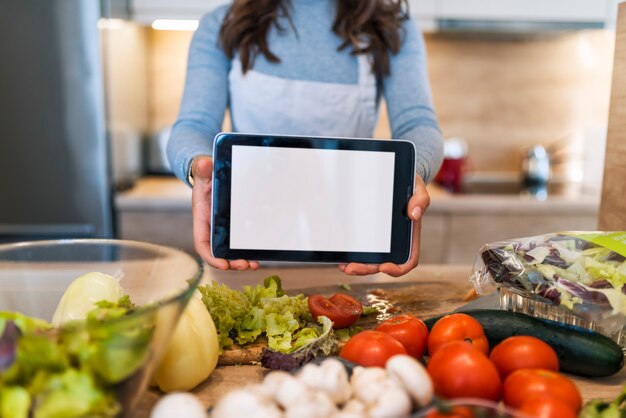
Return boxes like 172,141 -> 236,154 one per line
339,174 -> 430,277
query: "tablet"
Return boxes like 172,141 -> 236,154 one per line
211,133 -> 416,264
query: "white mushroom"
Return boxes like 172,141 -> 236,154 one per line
368,386 -> 412,418
211,387 -> 283,418
257,371 -> 296,400
386,354 -> 434,407
151,392 -> 207,418
284,390 -> 339,418
350,366 -> 400,406
331,412 -> 368,418
275,375 -> 312,409
297,359 -> 352,405
337,399 -> 369,418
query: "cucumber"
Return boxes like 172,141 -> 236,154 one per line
423,309 -> 624,377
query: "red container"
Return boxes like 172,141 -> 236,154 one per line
435,157 -> 466,193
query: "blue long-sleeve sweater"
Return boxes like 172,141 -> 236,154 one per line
167,0 -> 443,185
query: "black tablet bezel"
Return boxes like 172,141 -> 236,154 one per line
211,133 -> 415,264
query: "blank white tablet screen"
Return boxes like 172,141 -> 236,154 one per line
229,145 -> 395,253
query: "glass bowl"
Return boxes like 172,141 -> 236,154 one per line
0,239 -> 203,417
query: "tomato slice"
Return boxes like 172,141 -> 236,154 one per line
307,293 -> 363,329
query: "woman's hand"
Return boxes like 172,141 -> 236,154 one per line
191,156 -> 260,271
339,174 -> 430,277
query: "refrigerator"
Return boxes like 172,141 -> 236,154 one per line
0,0 -> 126,242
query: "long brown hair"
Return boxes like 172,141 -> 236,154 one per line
219,0 -> 410,79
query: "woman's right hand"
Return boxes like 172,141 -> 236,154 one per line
191,156 -> 260,271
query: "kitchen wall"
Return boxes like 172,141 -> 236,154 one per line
141,28 -> 615,185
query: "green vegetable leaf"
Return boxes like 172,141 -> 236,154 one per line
260,315 -> 338,371
0,312 -> 52,336
2,335 -> 68,386
334,326 -> 363,342
198,276 -> 312,353
339,283 -> 352,291
198,281 -> 251,350
0,386 -> 31,418
580,384 -> 626,418
85,312 -> 154,384
244,276 -> 285,305
32,369 -> 119,418
362,305 -> 379,316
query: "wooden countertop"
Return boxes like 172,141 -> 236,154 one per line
116,177 -> 599,216
135,264 -> 625,416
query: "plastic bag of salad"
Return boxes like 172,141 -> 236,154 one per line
470,231 -> 626,337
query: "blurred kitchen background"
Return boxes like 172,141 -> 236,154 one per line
0,0 -> 620,264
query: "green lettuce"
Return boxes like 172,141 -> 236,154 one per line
31,369 -> 119,418
0,294 -> 151,418
0,312 -> 52,336
198,275 -> 312,353
0,386 -> 30,418
260,315 -> 338,371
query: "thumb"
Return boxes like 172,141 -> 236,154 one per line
408,175 -> 430,221
192,156 -> 213,182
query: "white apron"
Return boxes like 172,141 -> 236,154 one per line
228,54 -> 378,138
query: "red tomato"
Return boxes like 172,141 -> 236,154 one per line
489,336 -> 559,379
426,340 -> 502,401
375,314 -> 429,359
308,294 -> 363,329
425,406 -> 475,418
503,369 -> 582,412
518,396 -> 578,418
339,330 -> 407,367
428,313 -> 489,356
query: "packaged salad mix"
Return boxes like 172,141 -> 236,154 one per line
470,231 -> 626,346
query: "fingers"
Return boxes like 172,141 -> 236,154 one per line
193,155 -> 214,179
408,175 -> 430,221
227,260 -> 260,271
191,156 -> 218,266
191,156 -> 258,272
380,213 -> 422,277
379,175 -> 429,276
342,263 -> 381,276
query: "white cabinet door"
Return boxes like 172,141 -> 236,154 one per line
410,0 -> 437,18
440,0 -> 609,22
408,0 -> 438,32
132,0 -> 230,24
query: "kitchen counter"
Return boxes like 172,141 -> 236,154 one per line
135,264 -> 626,417
116,176 -> 600,215
115,176 -> 600,264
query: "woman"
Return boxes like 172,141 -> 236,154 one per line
167,0 -> 443,276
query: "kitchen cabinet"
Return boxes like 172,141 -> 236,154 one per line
439,0 -> 611,23
132,0 -> 228,24
132,0 -> 617,30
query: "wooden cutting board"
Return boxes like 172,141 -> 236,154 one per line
218,279 -> 474,365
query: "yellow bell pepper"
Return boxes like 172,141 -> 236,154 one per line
153,295 -> 219,392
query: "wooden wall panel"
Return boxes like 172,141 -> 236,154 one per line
600,2 -> 626,230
